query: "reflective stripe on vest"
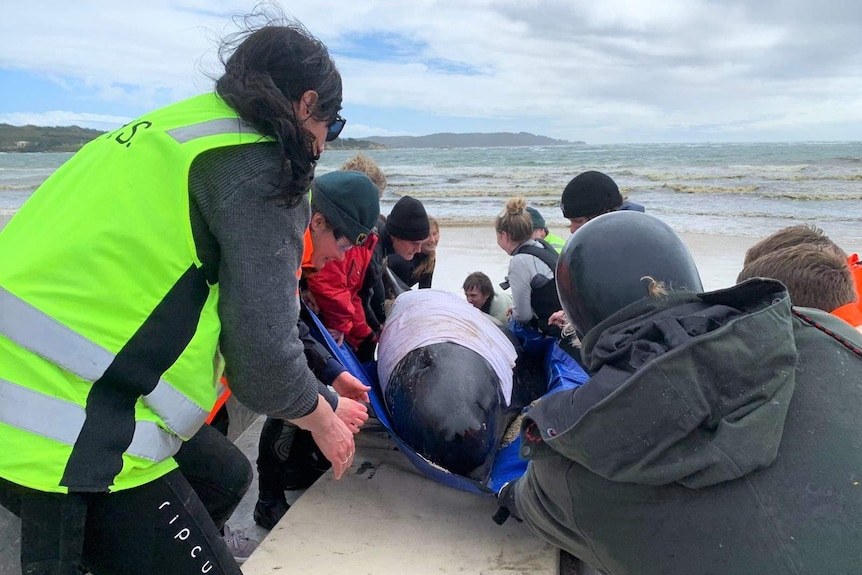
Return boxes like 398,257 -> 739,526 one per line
0,286 -> 204,441
167,118 -> 259,144
0,93 -> 268,492
0,377 -> 180,462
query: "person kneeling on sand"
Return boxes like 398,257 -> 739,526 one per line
305,153 -> 388,362
253,170 -> 379,531
463,271 -> 513,325
526,206 -> 565,253
741,224 -> 862,329
364,196 -> 431,324
495,196 -> 564,365
496,211 -> 862,575
560,170 -> 644,233
738,230 -> 862,332
388,216 -> 440,289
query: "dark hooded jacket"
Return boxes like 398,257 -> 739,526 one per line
512,278 -> 862,575
361,221 -> 394,330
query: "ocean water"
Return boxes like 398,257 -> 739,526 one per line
2,141 -> 861,246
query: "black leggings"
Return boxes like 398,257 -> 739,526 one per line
0,425 -> 250,575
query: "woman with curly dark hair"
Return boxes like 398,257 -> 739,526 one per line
215,11 -> 344,207
0,7 -> 354,574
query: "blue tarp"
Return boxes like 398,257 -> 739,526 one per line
305,309 -> 588,495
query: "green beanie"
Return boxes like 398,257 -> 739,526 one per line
311,171 -> 381,246
525,206 -> 546,230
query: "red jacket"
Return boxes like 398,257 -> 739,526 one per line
307,233 -> 378,349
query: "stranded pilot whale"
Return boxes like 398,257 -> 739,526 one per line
377,290 -> 518,482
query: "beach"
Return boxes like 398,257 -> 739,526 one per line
432,224 -> 756,296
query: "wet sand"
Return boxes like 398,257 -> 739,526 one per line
432,224 -> 758,296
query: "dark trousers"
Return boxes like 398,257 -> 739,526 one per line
256,418 -> 329,501
0,425 -> 251,575
174,424 -> 252,532
256,417 -> 299,499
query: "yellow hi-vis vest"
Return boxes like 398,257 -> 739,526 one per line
0,93 -> 270,493
544,232 -> 566,254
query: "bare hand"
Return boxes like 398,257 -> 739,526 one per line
335,396 -> 368,434
291,396 -> 355,480
548,310 -> 568,328
332,371 -> 371,403
301,289 -> 320,314
310,414 -> 355,479
327,327 -> 345,346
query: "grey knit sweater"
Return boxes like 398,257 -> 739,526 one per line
189,143 -> 320,420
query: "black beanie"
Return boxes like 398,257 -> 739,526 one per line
561,171 -> 623,218
312,171 -> 380,246
386,196 -> 430,241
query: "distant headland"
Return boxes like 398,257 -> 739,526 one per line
0,123 -> 583,153
0,124 -> 105,153
356,132 -> 583,149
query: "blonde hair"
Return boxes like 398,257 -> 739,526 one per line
341,152 -> 387,196
495,197 -> 533,244
413,216 -> 439,280
559,277 -> 667,339
643,276 -> 669,297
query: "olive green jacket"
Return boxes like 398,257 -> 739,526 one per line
515,278 -> 862,574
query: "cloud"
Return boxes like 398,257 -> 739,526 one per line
1,1 -> 861,142
342,123 -> 412,139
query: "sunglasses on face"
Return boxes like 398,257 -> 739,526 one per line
332,227 -> 367,250
326,115 -> 346,142
330,228 -> 352,252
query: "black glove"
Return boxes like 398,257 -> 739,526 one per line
355,335 -> 377,363
492,481 -> 521,525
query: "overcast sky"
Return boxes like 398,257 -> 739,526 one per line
2,0 -> 861,144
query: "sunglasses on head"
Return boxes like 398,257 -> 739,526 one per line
326,115 -> 346,142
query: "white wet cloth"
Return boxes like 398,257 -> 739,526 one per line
377,289 -> 518,405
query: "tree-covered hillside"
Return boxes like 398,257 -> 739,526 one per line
0,124 -> 104,152
0,125 -> 382,153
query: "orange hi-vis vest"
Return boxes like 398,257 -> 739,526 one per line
849,254 -> 862,312
826,253 -> 862,334
302,228 -> 315,272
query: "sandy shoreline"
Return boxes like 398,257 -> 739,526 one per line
0,214 -> 754,294
432,224 -> 757,296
